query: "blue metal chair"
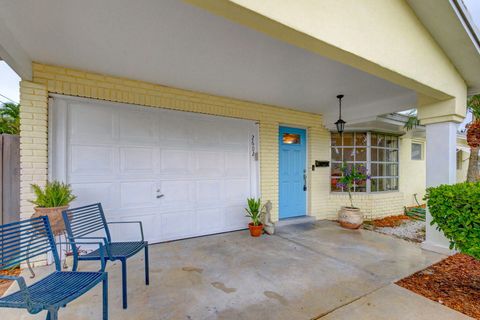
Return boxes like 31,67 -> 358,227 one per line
62,203 -> 149,309
0,216 -> 108,320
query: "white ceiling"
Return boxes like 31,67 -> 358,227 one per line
0,0 -> 416,126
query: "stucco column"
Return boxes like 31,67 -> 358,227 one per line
422,121 -> 457,254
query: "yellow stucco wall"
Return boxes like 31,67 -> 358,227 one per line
187,0 -> 467,123
20,62 -> 334,223
399,136 -> 427,207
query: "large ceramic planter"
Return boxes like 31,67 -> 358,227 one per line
338,206 -> 363,229
31,206 -> 69,236
248,223 -> 263,237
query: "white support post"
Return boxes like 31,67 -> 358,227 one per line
422,122 -> 457,254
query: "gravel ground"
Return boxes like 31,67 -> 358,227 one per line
375,220 -> 426,242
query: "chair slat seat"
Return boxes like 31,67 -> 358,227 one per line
81,241 -> 147,260
0,271 -> 104,307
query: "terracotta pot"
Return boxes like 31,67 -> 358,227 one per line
248,223 -> 263,237
338,206 -> 363,229
31,206 -> 69,236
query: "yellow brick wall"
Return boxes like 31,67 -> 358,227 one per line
325,193 -> 405,220
19,81 -> 49,218
20,62 -> 333,223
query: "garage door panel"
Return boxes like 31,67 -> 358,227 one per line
225,152 -> 250,177
197,208 -> 224,233
225,179 -> 250,202
195,151 -> 224,176
118,108 -> 158,143
109,213 -> 160,243
120,181 -> 157,209
70,182 -> 117,211
196,180 -> 222,204
160,149 -> 192,175
192,120 -> 222,146
159,113 -> 192,143
159,180 -> 195,204
161,210 -> 196,239
220,124 -> 250,145
70,145 -> 116,176
69,102 -> 115,142
120,147 -> 157,175
224,206 -> 250,228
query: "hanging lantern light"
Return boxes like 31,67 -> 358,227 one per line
335,94 -> 346,134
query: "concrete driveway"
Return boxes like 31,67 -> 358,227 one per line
2,221 -> 471,319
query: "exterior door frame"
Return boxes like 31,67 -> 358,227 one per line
278,125 -> 308,219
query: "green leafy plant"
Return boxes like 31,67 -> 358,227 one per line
0,102 -> 20,135
403,110 -> 420,131
245,198 -> 265,226
425,182 -> 480,259
336,163 -> 370,209
30,181 -> 77,208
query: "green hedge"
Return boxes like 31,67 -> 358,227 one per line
425,182 -> 480,259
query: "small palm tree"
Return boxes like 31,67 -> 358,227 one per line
466,95 -> 480,182
0,102 -> 20,135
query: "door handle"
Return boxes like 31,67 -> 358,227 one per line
303,170 -> 307,191
156,194 -> 164,199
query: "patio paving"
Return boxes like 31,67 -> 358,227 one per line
1,220 -> 470,319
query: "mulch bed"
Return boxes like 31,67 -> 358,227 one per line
0,268 -> 21,297
396,253 -> 480,319
368,214 -> 411,228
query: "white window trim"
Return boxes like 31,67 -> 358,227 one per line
330,131 -> 400,193
411,141 -> 424,161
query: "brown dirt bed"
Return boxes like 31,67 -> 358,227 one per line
0,268 -> 21,297
396,253 -> 480,319
368,214 -> 411,228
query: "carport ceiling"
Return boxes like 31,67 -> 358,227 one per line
0,0 -> 416,125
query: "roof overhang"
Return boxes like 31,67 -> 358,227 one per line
406,0 -> 480,95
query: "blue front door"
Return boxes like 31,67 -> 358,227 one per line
279,126 -> 307,219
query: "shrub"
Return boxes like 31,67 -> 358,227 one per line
30,181 -> 77,208
425,182 -> 480,259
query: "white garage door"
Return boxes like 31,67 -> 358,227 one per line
50,96 -> 258,243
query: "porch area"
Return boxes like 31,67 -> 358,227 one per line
2,221 -> 469,320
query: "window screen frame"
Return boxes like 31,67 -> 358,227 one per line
411,142 -> 424,161
331,131 -> 400,193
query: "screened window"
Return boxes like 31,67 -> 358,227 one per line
331,132 -> 399,193
411,142 -> 423,160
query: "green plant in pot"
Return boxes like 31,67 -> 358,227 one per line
336,163 -> 370,229
245,198 -> 265,237
30,181 -> 76,236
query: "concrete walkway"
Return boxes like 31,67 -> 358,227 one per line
1,221 -> 471,319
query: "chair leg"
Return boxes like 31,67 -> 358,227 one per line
46,308 -> 58,320
144,245 -> 150,286
103,275 -> 109,320
121,258 -> 127,309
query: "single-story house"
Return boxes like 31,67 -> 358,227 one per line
1,0 -> 480,256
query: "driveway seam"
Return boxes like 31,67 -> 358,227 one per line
310,284 -> 388,319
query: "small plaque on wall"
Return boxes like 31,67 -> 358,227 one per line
315,161 -> 329,167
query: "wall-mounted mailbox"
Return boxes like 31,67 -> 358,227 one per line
315,161 -> 329,167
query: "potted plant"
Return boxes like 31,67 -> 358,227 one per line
30,181 -> 76,235
245,198 -> 265,237
336,163 -> 370,229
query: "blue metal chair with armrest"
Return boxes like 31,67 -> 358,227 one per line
0,216 -> 108,320
62,203 -> 149,309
